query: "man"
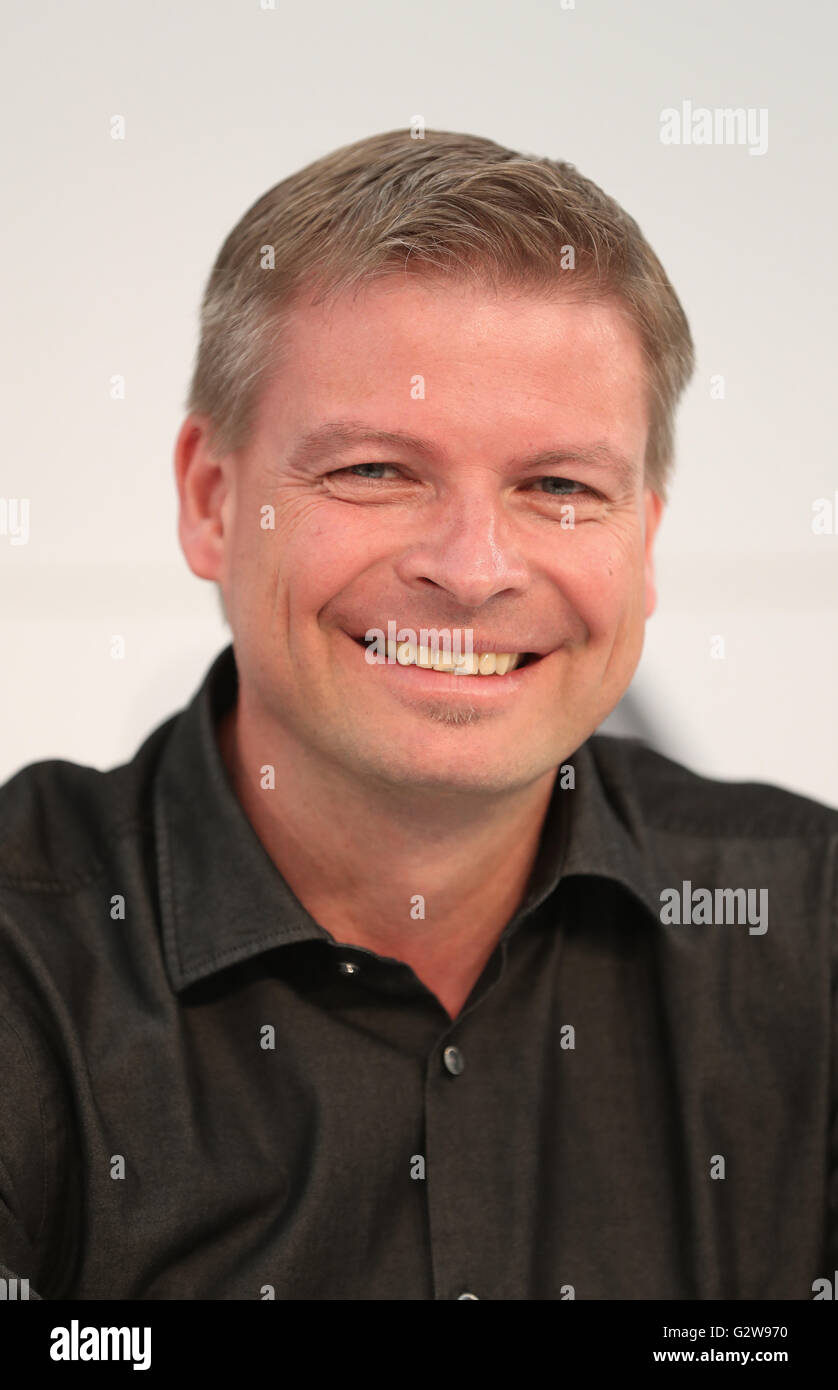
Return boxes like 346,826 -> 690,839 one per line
1,129 -> 836,1301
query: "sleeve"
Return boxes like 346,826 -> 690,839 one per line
0,1250 -> 43,1301
0,1013 -> 48,1300
829,833 -> 838,1275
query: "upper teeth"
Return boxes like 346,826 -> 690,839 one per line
388,640 -> 522,675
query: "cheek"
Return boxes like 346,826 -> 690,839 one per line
547,527 -> 646,633
272,528 -> 379,632
280,500 -> 416,620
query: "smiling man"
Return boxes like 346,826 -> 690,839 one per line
184,276 -> 658,1022
1,129 -> 836,1302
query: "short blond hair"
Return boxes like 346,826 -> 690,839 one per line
188,127 -> 694,516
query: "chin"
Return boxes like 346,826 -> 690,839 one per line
365,738 -> 548,796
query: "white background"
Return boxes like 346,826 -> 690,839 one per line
1,0 -> 835,806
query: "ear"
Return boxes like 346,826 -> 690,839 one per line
643,489 -> 664,619
174,415 -> 233,585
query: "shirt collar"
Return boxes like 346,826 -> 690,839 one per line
154,643 -> 661,993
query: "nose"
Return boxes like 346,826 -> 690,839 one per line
392,484 -> 530,607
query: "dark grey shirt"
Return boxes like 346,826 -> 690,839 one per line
1,643 -> 836,1300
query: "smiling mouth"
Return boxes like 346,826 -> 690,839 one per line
353,634 -> 544,675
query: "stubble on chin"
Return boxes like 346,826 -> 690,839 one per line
421,702 -> 482,727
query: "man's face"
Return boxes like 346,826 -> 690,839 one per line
189,277 -> 662,794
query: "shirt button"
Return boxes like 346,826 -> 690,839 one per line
338,961 -> 360,976
457,1292 -> 479,1299
443,1045 -> 464,1075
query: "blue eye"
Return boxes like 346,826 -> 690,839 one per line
336,463 -> 399,480
533,477 -> 589,495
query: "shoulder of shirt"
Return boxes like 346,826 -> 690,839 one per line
585,733 -> 838,842
0,713 -> 179,893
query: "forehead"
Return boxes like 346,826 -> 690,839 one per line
254,276 -> 650,461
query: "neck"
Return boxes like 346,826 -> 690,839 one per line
216,692 -> 558,1020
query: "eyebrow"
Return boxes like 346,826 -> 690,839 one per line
285,421 -> 640,488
